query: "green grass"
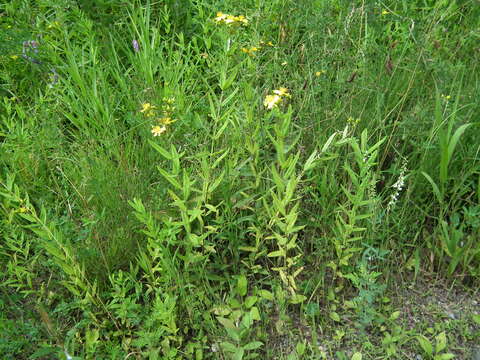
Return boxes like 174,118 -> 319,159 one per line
1,0 -> 479,359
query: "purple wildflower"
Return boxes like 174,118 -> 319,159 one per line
132,39 -> 140,52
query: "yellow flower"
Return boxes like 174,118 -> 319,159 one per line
162,105 -> 175,115
214,12 -> 248,25
214,12 -> 228,22
381,10 -> 389,15
140,103 -> 156,117
241,46 -> 259,56
273,87 -> 291,98
315,70 -> 325,77
47,21 -> 60,29
264,94 -> 282,109
10,55 -> 18,60
224,15 -> 236,24
158,117 -> 175,125
234,15 -> 248,25
140,102 -> 155,112
151,125 -> 166,136
347,116 -> 360,126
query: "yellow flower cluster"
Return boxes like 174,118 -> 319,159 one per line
151,125 -> 166,136
240,40 -> 274,57
47,21 -> 61,29
214,12 -> 248,26
273,88 -> 291,97
140,97 -> 177,137
140,102 -> 156,117
259,40 -> 274,47
264,87 -> 291,109
241,46 -> 259,56
347,116 -> 360,127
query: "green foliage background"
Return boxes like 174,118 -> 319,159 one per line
1,0 -> 479,358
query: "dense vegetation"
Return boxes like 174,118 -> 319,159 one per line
1,0 -> 479,358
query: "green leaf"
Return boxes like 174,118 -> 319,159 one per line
241,311 -> 253,329
390,311 -> 401,321
250,307 -> 260,321
158,168 -> 182,190
303,150 -> 318,172
213,117 -> 231,140
351,352 -> 362,360
472,314 -> 480,325
85,328 -> 100,350
232,348 -> 245,360
446,123 -> 472,171
225,327 -> 241,343
148,140 -> 172,159
334,329 -> 345,341
237,275 -> 247,297
244,296 -> 258,309
417,335 -> 433,356
220,341 -> 237,353
243,341 -> 263,351
212,149 -> 230,169
435,353 -> 455,360
258,290 -> 274,301
296,341 -> 306,355
287,352 -> 297,360
289,294 -> 307,304
267,249 -> 285,258
63,282 -> 81,297
239,246 -> 258,252
435,331 -> 447,353
305,303 -> 320,317
322,132 -> 338,153
330,312 -> 341,322
421,171 -> 443,205
217,317 -> 236,331
209,170 -> 225,192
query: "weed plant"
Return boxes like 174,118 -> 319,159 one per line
1,0 -> 479,358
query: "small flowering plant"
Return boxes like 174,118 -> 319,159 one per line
240,41 -> 274,57
213,12 -> 248,26
151,125 -> 167,137
140,103 -> 156,117
241,46 -> 259,56
139,97 -> 177,137
264,94 -> 282,109
132,39 -> 140,52
264,87 -> 291,109
387,160 -> 408,211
